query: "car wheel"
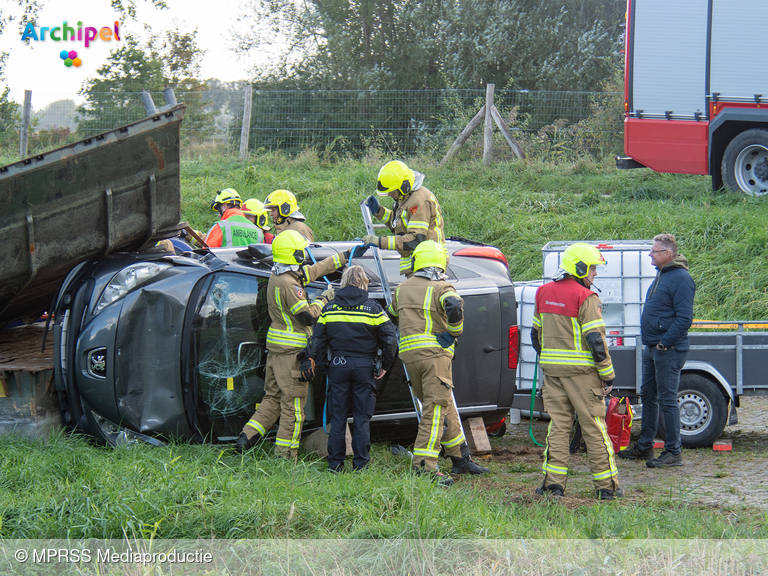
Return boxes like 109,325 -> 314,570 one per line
653,374 -> 728,449
721,128 -> 768,196
487,422 -> 507,438
678,374 -> 728,448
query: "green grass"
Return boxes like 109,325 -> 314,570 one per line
1,431 -> 766,540
180,152 -> 768,321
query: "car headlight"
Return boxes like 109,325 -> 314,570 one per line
93,262 -> 172,316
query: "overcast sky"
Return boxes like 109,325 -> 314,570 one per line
1,0 -> 266,110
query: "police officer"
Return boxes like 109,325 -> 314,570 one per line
264,189 -> 314,241
531,243 -> 622,500
234,231 -> 368,458
206,188 -> 264,247
387,241 -> 488,486
363,161 -> 445,276
312,266 -> 397,472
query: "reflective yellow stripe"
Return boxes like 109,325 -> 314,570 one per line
399,333 -> 445,353
320,310 -> 390,326
582,319 -> 605,331
595,416 -> 618,474
290,397 -> 303,449
407,219 -> 429,231
398,256 -> 413,273
266,327 -> 308,347
290,300 -> 308,314
532,316 -> 542,328
426,404 -> 442,455
597,365 -> 615,377
447,321 -> 463,333
543,463 -> 569,475
442,432 -> 465,448
423,287 -> 433,335
572,317 -> 582,351
246,420 -> 266,436
386,237 -> 397,250
381,206 -> 392,223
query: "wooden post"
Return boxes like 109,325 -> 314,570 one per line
483,83 -> 495,165
440,105 -> 485,165
19,90 -> 32,159
239,85 -> 253,162
490,105 -> 526,160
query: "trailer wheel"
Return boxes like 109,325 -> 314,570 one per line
721,128 -> 768,196
677,374 -> 728,448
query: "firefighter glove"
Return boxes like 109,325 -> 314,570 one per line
299,357 -> 316,382
347,243 -> 371,260
362,234 -> 379,248
435,331 -> 456,348
321,288 -> 335,302
365,195 -> 380,214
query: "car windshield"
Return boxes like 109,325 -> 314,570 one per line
188,272 -> 268,441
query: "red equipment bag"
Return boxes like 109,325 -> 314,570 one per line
606,396 -> 632,453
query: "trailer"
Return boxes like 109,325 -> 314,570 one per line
514,240 -> 768,448
617,0 -> 768,195
0,92 -> 185,439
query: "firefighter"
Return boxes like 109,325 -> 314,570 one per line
242,198 -> 275,243
363,160 -> 445,276
234,230 -> 369,458
206,189 -> 264,248
387,240 -> 489,487
264,189 -> 314,241
531,243 -> 622,501
312,265 -> 397,472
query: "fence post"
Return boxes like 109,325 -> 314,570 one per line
239,85 -> 253,161
19,90 -> 32,159
483,83 -> 495,166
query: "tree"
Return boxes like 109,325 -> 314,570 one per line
77,30 -> 215,142
234,0 -> 625,92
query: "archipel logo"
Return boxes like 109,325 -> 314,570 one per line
21,21 -> 121,68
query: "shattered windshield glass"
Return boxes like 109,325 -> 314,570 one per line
191,272 -> 268,440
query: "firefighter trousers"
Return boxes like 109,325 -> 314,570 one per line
407,356 -> 465,471
243,350 -> 308,458
541,372 -> 619,491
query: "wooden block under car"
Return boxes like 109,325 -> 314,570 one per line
301,424 -> 353,458
464,417 -> 492,455
713,439 -> 733,451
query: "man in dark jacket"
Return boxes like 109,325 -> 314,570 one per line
620,234 -> 695,468
312,266 -> 397,472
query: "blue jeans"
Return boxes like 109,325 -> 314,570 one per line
638,345 -> 688,455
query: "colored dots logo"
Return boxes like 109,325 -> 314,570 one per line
60,49 -> 82,67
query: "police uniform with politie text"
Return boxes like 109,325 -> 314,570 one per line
205,189 -> 264,248
312,266 -> 397,472
363,161 -> 445,276
387,241 -> 489,487
235,230 -> 370,458
531,243 -> 622,501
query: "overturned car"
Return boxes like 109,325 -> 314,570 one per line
52,239 -> 519,446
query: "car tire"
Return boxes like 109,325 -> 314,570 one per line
652,374 -> 728,449
721,128 -> 768,196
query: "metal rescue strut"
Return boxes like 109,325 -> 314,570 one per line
359,200 -> 423,421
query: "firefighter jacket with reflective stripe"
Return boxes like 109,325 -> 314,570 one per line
206,208 -> 264,247
275,218 -> 314,242
532,278 -> 615,381
312,285 -> 397,374
373,186 -> 445,275
387,276 -> 463,362
266,252 -> 348,353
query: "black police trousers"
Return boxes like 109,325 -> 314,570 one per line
326,356 -> 376,471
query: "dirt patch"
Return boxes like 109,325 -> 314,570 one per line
488,396 -> 768,511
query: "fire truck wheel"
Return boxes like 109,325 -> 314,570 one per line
721,128 -> 768,196
656,374 -> 728,449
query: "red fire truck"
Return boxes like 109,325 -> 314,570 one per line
617,0 -> 768,196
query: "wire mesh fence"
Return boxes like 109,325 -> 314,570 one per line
0,88 -> 623,160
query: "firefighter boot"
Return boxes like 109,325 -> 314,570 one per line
234,432 -> 260,454
450,443 -> 490,475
